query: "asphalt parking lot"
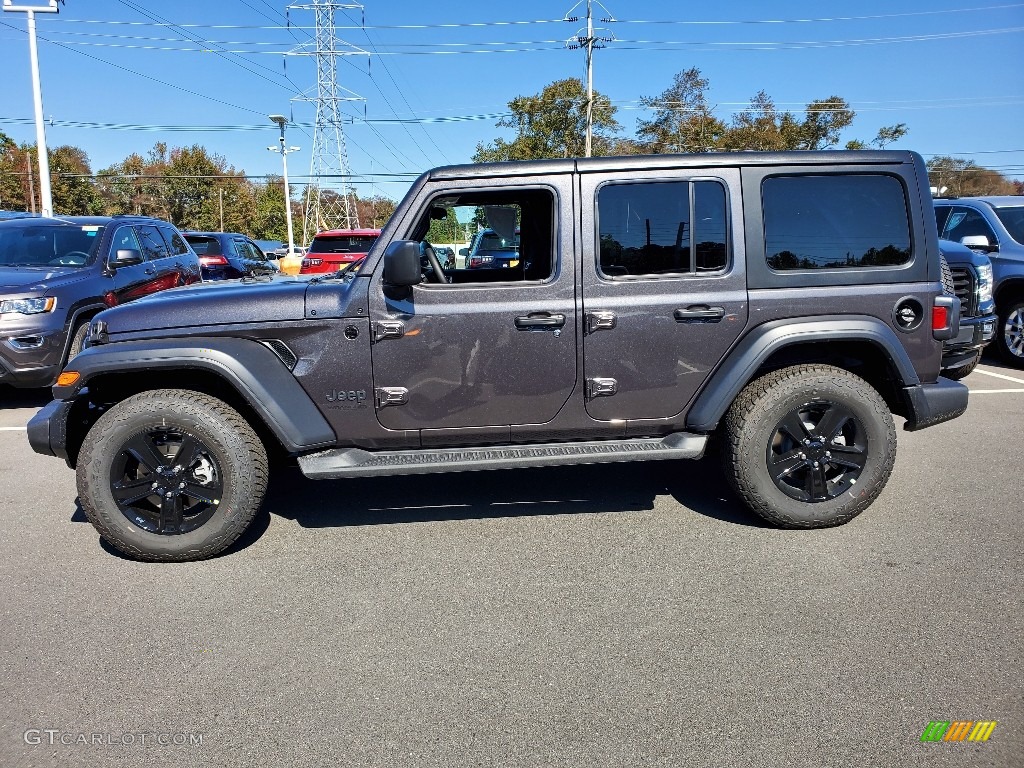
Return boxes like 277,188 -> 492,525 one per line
0,361 -> 1021,768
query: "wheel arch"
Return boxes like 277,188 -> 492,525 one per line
994,276 -> 1024,309
686,316 -> 920,432
56,337 -> 336,466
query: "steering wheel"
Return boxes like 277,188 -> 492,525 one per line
421,241 -> 451,284
48,251 -> 90,267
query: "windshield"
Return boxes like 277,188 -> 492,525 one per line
309,235 -> 377,254
993,206 -> 1024,244
184,236 -> 221,255
475,232 -> 519,254
0,224 -> 105,268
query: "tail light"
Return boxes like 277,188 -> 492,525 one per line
199,255 -> 228,267
302,258 -> 323,268
931,295 -> 960,341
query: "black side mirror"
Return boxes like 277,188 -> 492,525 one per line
383,240 -> 421,286
110,249 -> 144,268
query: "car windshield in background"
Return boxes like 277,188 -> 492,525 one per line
309,235 -> 377,254
993,206 -> 1024,244
0,224 -> 105,268
184,236 -> 219,255
476,233 -> 518,253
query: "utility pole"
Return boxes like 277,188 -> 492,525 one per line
25,151 -> 36,214
565,0 -> 615,158
289,1 -> 366,236
4,0 -> 60,217
268,115 -> 300,260
219,189 -> 224,232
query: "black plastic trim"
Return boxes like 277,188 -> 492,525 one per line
902,377 -> 969,431
686,315 -> 921,432
53,337 -> 336,452
26,398 -> 73,459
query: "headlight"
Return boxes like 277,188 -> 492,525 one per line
976,263 -> 993,303
0,297 -> 57,315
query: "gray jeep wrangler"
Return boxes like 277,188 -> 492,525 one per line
28,151 -> 968,561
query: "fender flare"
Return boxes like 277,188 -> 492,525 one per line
55,336 -> 336,453
685,315 -> 921,432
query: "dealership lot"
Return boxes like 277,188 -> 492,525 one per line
0,362 -> 1021,768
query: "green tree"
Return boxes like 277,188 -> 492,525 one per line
473,78 -> 621,162
0,131 -> 26,211
636,68 -> 726,153
798,97 -> 856,149
49,145 -> 101,215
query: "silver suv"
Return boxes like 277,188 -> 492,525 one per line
934,196 -> 1024,366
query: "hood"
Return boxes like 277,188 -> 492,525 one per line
939,238 -> 991,269
0,265 -> 92,293
95,274 -> 362,337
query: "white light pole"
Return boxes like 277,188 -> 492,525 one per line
267,114 -> 300,258
4,0 -> 59,217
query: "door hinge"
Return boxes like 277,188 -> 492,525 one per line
585,311 -> 617,333
372,320 -> 405,343
375,387 -> 409,408
586,377 -> 618,399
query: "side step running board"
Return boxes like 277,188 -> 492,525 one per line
298,432 -> 707,480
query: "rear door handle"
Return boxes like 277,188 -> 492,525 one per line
674,305 -> 725,322
515,313 -> 566,330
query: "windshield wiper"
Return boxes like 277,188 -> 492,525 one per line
308,256 -> 367,284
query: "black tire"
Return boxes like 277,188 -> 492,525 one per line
76,389 -> 268,561
942,353 -> 980,381
939,253 -> 955,296
722,364 -> 897,528
995,299 -> 1024,368
66,322 -> 89,362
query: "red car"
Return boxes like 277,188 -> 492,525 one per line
299,229 -> 381,274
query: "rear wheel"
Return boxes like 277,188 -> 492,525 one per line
77,390 -> 268,561
722,365 -> 896,528
995,299 -> 1024,368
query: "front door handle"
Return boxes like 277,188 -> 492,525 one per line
674,305 -> 725,322
515,313 -> 566,330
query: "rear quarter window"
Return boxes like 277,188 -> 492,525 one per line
762,174 -> 911,271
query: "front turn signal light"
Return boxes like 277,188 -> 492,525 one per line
56,371 -> 81,387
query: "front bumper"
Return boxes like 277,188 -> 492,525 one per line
26,398 -> 74,461
902,377 -> 970,432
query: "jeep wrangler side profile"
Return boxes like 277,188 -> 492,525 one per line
28,151 -> 968,561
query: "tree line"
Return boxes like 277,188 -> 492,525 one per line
0,132 -> 396,241
1,67 -> 1018,233
473,69 -> 1020,195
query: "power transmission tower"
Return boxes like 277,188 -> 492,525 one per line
289,1 -> 367,238
565,0 -> 615,157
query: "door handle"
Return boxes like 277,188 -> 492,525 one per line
145,267 -> 157,275
515,313 -> 566,330
674,306 -> 725,322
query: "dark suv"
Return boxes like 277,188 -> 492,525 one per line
0,215 -> 201,389
182,231 -> 277,280
934,196 -> 1024,366
28,151 -> 967,561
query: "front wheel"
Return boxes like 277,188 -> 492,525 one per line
77,390 -> 268,561
722,365 -> 896,528
995,299 -> 1024,368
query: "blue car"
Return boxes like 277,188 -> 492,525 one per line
183,232 -> 278,280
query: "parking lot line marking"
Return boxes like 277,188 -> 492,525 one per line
968,388 -> 1024,394
974,368 -> 1024,385
0,427 -> 28,431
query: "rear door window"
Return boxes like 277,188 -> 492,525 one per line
762,175 -> 911,270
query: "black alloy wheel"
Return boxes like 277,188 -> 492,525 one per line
110,427 -> 224,535
767,400 -> 868,503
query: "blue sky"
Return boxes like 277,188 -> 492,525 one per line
1,0 -> 1022,202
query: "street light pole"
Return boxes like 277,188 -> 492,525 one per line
268,114 -> 300,257
4,0 -> 59,217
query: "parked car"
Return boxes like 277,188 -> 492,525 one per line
0,215 -> 201,388
934,196 -> 1024,367
29,150 -> 967,561
460,228 -> 520,270
300,229 -> 380,274
938,239 -> 996,379
183,231 -> 278,280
